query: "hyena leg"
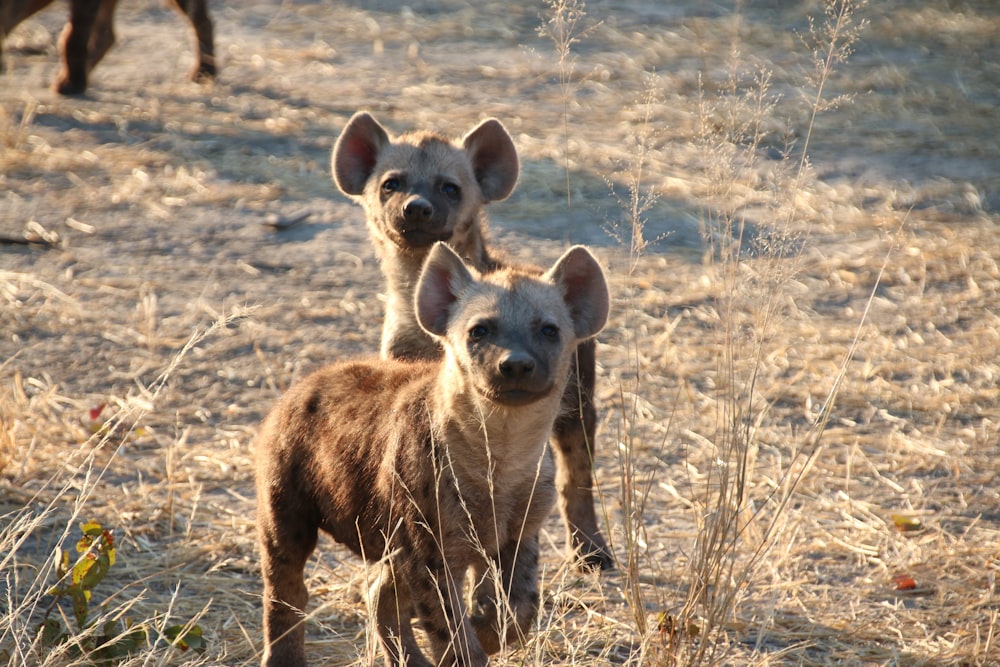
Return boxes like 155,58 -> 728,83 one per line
167,0 -> 216,81
258,512 -> 317,667
408,563 -> 487,667
472,536 -> 541,654
55,0 -> 101,95
370,562 -> 428,667
84,0 -> 117,73
552,339 -> 614,570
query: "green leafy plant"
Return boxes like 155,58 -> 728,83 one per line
37,521 -> 206,663
48,521 -> 116,629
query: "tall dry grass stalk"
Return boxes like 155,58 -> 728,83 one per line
539,0 -> 601,243
670,2 -> 869,664
602,78 -> 674,645
591,1 -> 872,665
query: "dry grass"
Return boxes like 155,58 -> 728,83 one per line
2,0 -> 999,665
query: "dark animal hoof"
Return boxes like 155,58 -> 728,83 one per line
579,547 -> 616,572
574,536 -> 616,572
190,63 -> 216,83
55,77 -> 87,96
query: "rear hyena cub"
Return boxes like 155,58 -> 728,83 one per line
332,111 -> 614,570
256,242 -> 609,666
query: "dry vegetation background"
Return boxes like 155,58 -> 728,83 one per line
2,0 -> 999,664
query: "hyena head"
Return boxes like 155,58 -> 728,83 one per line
415,242 -> 609,408
332,112 -> 519,256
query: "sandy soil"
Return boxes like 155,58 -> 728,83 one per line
2,1 -> 999,665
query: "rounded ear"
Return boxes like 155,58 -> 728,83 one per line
415,243 -> 476,337
332,112 -> 390,195
461,118 -> 519,202
544,246 -> 609,340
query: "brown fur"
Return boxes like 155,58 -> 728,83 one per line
0,0 -> 214,95
255,242 -> 609,666
332,112 -> 614,569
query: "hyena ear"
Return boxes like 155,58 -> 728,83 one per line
461,118 -> 519,202
544,246 -> 609,340
332,112 -> 390,196
415,242 -> 476,337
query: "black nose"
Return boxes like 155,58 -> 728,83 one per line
403,197 -> 433,221
499,355 -> 535,379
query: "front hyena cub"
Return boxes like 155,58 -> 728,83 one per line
256,242 -> 609,667
332,111 -> 614,570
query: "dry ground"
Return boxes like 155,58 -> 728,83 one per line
1,0 -> 999,665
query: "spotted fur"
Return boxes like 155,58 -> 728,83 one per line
256,242 -> 609,666
332,112 -> 614,570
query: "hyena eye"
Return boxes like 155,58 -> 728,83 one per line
441,182 -> 460,199
540,324 -> 559,340
469,324 -> 489,341
382,177 -> 400,193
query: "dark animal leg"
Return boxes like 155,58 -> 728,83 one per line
55,0 -> 101,95
84,0 -> 117,73
552,339 -> 615,570
168,0 -> 215,81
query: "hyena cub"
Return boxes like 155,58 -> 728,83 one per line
256,242 -> 609,667
332,112 -> 614,570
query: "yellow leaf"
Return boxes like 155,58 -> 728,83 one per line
80,521 -> 104,537
891,514 -> 923,532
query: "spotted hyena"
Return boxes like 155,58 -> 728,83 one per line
332,111 -> 614,570
0,0 -> 214,95
255,241 -> 610,666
